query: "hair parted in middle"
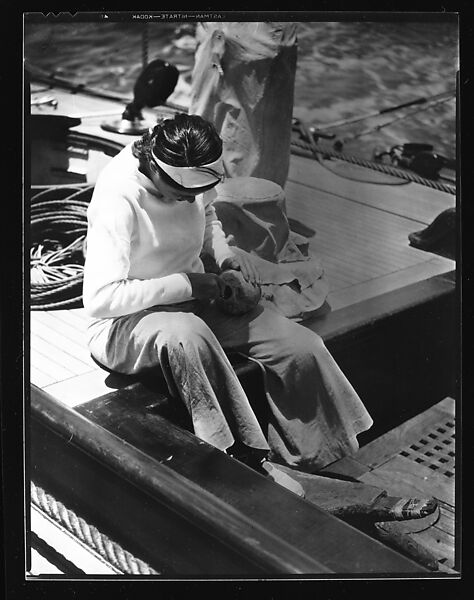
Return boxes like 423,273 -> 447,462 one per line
132,113 -> 223,168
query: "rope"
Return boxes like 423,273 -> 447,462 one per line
290,137 -> 456,195
31,481 -> 159,575
30,185 -> 91,310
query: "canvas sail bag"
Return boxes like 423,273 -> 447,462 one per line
203,177 -> 329,322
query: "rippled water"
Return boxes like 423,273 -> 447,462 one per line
24,19 -> 458,159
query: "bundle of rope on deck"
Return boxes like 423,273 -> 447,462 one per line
30,183 -> 92,310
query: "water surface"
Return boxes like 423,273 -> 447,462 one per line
24,19 -> 458,159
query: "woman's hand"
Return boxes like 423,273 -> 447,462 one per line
187,272 -> 227,300
221,251 -> 261,284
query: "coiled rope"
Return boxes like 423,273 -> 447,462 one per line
31,481 -> 159,575
30,184 -> 91,310
290,137 -> 456,195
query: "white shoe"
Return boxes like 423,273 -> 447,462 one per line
260,461 -> 305,498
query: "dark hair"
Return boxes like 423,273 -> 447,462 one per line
132,113 -> 223,168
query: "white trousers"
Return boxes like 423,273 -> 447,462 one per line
87,301 -> 373,472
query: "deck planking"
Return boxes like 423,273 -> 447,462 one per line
288,156 -> 455,225
43,367 -> 133,408
31,316 -> 93,367
30,366 -> 56,388
30,308 -> 101,402
284,175 -> 453,309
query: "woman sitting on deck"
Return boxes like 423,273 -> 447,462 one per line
83,113 -> 436,522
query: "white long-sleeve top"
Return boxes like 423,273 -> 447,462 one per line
83,143 -> 235,319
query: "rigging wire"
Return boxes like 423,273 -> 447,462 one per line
316,89 -> 456,131
341,94 -> 456,143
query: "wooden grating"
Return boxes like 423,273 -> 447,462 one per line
398,418 -> 455,479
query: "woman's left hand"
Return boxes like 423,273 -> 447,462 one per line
221,251 -> 261,284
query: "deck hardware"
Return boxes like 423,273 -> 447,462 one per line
101,59 -> 179,135
32,95 -> 58,108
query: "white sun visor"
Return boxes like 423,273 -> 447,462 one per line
153,153 -> 225,189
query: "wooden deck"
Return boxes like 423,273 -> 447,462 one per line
322,397 -> 457,573
30,308 -> 121,406
286,155 -> 454,310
